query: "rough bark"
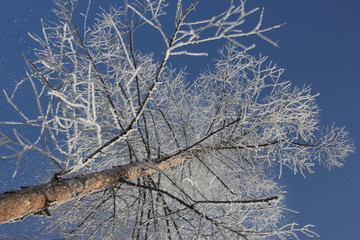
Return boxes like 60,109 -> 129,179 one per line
0,153 -> 192,224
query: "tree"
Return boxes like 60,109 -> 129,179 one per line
0,0 -> 355,239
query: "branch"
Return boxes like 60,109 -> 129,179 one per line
0,151 -> 195,224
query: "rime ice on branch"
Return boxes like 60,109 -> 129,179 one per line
0,0 -> 354,239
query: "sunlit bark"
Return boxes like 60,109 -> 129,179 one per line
0,154 -> 192,224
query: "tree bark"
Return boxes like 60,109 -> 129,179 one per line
0,154 -> 192,224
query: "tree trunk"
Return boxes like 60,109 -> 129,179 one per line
0,154 -> 191,224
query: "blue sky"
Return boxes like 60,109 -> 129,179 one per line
0,0 -> 359,239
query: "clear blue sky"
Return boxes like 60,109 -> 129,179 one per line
0,1 -> 359,239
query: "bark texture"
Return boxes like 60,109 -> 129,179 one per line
0,154 -> 191,224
